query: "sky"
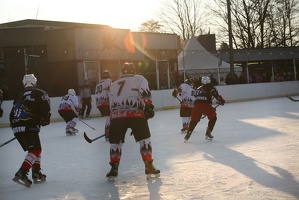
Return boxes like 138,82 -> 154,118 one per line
0,0 -> 164,31
0,97 -> 299,199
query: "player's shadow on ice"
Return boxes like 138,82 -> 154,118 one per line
101,181 -> 120,200
202,145 -> 299,198
147,177 -> 163,200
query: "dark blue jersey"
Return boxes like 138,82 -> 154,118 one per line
194,84 -> 220,104
10,88 -> 51,128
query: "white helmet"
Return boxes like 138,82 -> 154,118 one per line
23,74 -> 37,88
68,89 -> 76,95
201,76 -> 211,85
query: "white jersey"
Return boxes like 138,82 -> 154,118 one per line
58,94 -> 79,112
95,78 -> 112,107
178,83 -> 195,108
109,74 -> 151,120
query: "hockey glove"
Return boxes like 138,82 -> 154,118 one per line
172,89 -> 178,98
40,118 -> 50,126
217,95 -> 225,105
40,113 -> 51,126
144,104 -> 155,119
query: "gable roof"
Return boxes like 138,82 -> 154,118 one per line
0,19 -> 112,29
178,36 -> 230,70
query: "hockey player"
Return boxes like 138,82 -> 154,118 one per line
10,74 -> 51,187
184,76 -> 225,142
172,78 -> 195,132
95,70 -> 112,141
79,79 -> 92,119
106,62 -> 160,181
58,89 -> 80,136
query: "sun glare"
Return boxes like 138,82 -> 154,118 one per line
0,0 -> 161,30
1,0 -> 220,32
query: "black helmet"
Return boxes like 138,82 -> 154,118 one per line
121,62 -> 136,74
184,78 -> 192,85
102,70 -> 111,79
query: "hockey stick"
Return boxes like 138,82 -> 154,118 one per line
172,92 -> 182,103
79,118 -> 95,130
201,104 -> 220,119
0,137 -> 17,148
175,96 -> 182,103
286,96 -> 299,102
83,132 -> 105,143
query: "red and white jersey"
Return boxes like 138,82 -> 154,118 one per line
109,74 -> 151,120
95,78 -> 112,108
58,94 -> 79,112
178,83 -> 195,108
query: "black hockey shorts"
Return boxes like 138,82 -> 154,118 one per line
180,107 -> 193,117
14,130 -> 41,151
58,110 -> 78,122
109,118 -> 151,143
97,105 -> 110,116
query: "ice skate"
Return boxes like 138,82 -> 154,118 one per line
66,131 -> 72,136
181,129 -> 188,133
105,134 -> 109,142
181,128 -> 188,133
66,127 -> 78,136
106,162 -> 119,181
66,129 -> 73,136
12,168 -> 32,187
181,125 -> 188,133
144,160 -> 160,179
184,132 -> 192,142
32,166 -> 46,184
205,128 -> 214,141
70,127 -> 78,133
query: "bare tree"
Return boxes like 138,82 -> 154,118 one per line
157,0 -> 208,41
138,20 -> 163,33
269,0 -> 299,47
209,0 -> 299,49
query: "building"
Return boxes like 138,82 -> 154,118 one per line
179,35 -> 299,84
0,19 -> 180,99
219,47 -> 299,83
1,19 -> 298,99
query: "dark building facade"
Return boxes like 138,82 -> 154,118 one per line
0,20 -> 180,99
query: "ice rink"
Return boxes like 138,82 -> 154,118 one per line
0,97 -> 299,200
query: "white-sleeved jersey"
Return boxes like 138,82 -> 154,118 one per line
109,74 -> 151,120
178,83 -> 195,108
95,78 -> 112,108
58,94 -> 79,112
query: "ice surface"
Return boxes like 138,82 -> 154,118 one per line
0,97 -> 299,200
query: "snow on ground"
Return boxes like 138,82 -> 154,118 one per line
0,97 -> 299,200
